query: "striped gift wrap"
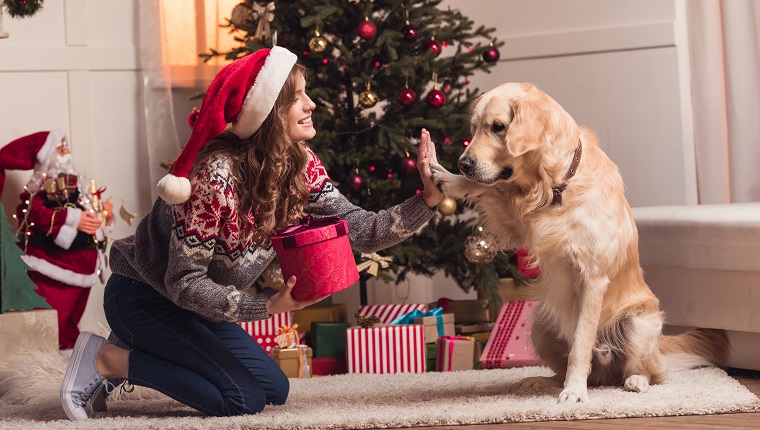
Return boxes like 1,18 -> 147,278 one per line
238,311 -> 293,353
356,303 -> 428,324
346,324 -> 426,374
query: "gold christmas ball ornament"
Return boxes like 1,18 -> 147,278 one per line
464,227 -> 499,265
308,35 -> 328,53
261,260 -> 286,291
359,83 -> 379,108
437,195 -> 457,216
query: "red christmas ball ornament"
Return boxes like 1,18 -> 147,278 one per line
346,172 -> 364,192
426,39 -> 442,57
426,88 -> 446,109
397,88 -> 417,106
187,108 -> 199,128
462,137 -> 472,147
400,157 -> 417,173
401,23 -> 418,42
357,18 -> 377,40
483,46 -> 500,63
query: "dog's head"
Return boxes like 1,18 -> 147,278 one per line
458,83 -> 579,188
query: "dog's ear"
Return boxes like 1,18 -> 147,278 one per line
506,98 -> 547,156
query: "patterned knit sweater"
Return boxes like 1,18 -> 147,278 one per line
109,145 -> 436,323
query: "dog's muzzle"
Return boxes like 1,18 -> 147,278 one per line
458,156 -> 513,182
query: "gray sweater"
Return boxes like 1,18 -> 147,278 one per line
110,145 -> 435,323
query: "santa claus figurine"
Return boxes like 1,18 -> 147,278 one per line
0,130 -> 113,353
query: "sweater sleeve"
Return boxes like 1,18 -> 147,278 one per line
163,165 -> 271,323
302,145 -> 436,253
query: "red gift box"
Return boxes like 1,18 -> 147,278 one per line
346,325 -> 426,374
271,216 -> 359,301
356,303 -> 428,324
311,357 -> 348,376
480,301 -> 542,369
516,247 -> 541,278
238,311 -> 292,353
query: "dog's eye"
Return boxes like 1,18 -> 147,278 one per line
491,122 -> 506,133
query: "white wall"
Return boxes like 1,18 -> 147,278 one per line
0,1 -> 698,321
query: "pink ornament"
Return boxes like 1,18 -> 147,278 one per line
397,88 -> 417,106
462,137 -> 472,147
426,89 -> 445,109
401,23 -> 418,42
482,46 -> 500,63
400,157 -> 417,173
357,19 -> 377,40
426,39 -> 442,57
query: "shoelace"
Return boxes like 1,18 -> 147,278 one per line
71,378 -> 103,408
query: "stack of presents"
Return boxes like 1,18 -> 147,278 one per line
250,214 -> 543,377
237,294 -> 542,378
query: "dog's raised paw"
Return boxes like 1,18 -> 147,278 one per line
623,374 -> 650,393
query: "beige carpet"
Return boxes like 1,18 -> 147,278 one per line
1,349 -> 759,430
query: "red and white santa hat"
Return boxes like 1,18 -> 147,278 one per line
0,130 -> 65,198
157,46 -> 298,204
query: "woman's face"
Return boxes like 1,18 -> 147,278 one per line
287,74 -> 317,142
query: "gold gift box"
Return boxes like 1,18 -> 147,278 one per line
270,346 -> 313,378
412,313 -> 455,343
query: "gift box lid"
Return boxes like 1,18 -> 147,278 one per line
271,345 -> 313,360
272,216 -> 349,249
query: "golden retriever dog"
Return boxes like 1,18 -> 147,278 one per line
430,82 -> 728,403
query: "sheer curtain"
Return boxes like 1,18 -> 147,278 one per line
687,0 -> 760,203
139,0 -> 182,201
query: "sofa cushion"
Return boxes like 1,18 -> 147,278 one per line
632,202 -> 760,272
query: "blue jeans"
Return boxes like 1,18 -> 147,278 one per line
103,273 -> 289,417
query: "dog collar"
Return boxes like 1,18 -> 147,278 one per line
551,139 -> 582,205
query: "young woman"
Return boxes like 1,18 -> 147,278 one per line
60,46 -> 443,421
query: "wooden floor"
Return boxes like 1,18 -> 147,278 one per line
425,368 -> 760,430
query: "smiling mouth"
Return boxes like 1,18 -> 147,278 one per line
298,117 -> 312,125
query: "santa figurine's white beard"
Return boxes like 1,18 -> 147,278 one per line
25,154 -> 85,195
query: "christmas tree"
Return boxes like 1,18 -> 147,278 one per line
202,0 -> 520,304
0,202 -> 50,312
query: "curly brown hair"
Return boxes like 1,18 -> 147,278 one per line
191,64 -> 312,244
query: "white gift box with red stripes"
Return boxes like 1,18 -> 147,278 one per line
356,303 -> 428,324
346,325 -> 426,374
238,311 -> 292,353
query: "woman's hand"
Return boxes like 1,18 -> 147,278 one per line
418,128 -> 444,209
77,211 -> 102,234
266,275 -> 328,315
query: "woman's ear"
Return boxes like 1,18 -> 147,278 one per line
506,98 -> 547,157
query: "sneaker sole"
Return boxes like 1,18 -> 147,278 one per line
60,332 -> 95,421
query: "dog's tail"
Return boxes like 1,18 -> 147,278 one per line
659,328 -> 729,371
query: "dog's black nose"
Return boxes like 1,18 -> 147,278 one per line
458,156 -> 476,175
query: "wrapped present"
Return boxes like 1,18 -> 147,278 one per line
271,216 -> 359,301
293,303 -> 348,344
498,277 -> 535,304
238,311 -> 292,353
271,345 -> 313,378
426,342 -> 438,372
432,299 -> 491,324
390,307 -> 455,344
516,247 -> 541,278
356,303 -> 428,324
480,301 -> 541,369
311,322 -> 351,358
311,356 -> 347,376
455,322 -> 495,334
346,325 -> 426,374
437,335 -> 476,372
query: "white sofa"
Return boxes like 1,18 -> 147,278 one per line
632,203 -> 760,371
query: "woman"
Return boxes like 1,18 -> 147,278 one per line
60,46 -> 443,421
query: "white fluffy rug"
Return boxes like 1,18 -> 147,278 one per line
1,349 -> 758,430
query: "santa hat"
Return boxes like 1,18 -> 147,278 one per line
0,130 -> 65,199
157,46 -> 298,204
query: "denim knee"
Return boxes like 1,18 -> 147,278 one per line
269,373 -> 290,406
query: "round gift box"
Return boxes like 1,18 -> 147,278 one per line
271,217 -> 360,301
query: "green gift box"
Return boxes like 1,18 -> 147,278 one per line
426,342 -> 438,372
310,322 -> 351,358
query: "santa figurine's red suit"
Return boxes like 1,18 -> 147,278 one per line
0,130 -> 113,351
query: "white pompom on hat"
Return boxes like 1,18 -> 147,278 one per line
157,46 -> 298,204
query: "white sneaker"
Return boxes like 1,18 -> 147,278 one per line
89,332 -> 130,413
60,332 -> 107,421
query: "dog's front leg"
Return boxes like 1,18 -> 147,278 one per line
560,276 -> 608,404
430,162 -> 489,201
